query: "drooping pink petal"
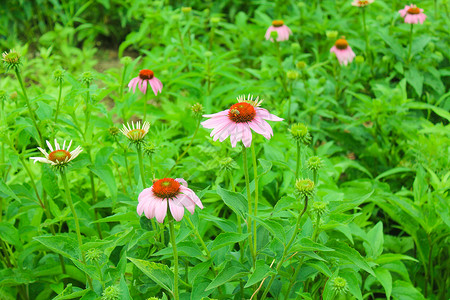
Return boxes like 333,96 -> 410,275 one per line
180,186 -> 203,209
175,178 -> 188,187
138,188 -> 153,202
144,199 -> 158,220
248,118 -> 271,139
241,124 -> 253,147
169,199 -> 185,221
202,110 -> 229,118
154,199 -> 168,223
201,116 -> 230,129
128,77 -> 140,93
256,108 -> 284,121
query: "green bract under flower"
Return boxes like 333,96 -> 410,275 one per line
2,49 -> 22,71
332,277 -> 349,294
80,71 -> 94,86
101,286 -> 120,300
290,123 -> 311,145
307,156 -> 323,171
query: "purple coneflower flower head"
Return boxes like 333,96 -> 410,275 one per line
30,140 -> 82,168
265,20 -> 292,42
128,69 -> 163,96
330,37 -> 356,66
201,95 -> 283,148
137,178 -> 203,223
351,0 -> 374,7
399,4 -> 427,24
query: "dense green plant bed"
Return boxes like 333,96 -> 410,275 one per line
0,0 -> 448,299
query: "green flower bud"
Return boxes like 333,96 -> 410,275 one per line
120,56 -> 132,66
101,286 -> 120,300
182,7 -> 192,13
326,31 -> 338,40
435,51 -> 443,62
296,61 -> 307,69
80,71 -> 94,86
109,126 -> 120,136
289,123 -> 311,145
427,41 -> 435,52
286,70 -> 299,80
355,55 -> 364,64
312,201 -> 327,216
204,51 -> 213,57
307,156 -> 323,171
270,31 -> 279,39
0,90 -> 7,102
191,102 -> 204,118
295,178 -> 315,198
332,277 -> 349,294
211,17 -> 221,24
291,43 -> 301,51
144,142 -> 158,156
53,68 -> 65,83
2,49 -> 22,71
86,248 -> 103,262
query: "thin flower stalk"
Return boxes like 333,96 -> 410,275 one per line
54,79 -> 63,124
251,143 -> 259,256
243,146 -> 256,267
168,216 -> 180,300
60,169 -> 94,289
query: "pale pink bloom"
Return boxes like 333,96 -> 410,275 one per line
330,38 -> 356,66
201,95 -> 283,148
30,140 -> 82,167
351,0 -> 374,7
137,178 -> 203,223
265,20 -> 292,42
128,69 -> 163,96
399,4 -> 426,24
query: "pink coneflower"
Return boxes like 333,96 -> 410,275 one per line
201,95 -> 283,148
352,0 -> 374,7
330,38 -> 356,66
265,20 -> 292,42
30,140 -> 82,168
128,69 -> 163,96
137,178 -> 203,223
399,4 -> 426,24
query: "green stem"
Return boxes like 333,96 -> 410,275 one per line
312,213 -> 321,242
242,146 -> 256,268
274,40 -> 289,97
295,141 -> 302,179
123,147 -> 132,187
14,69 -> 44,146
284,256 -> 306,300
54,81 -> 63,124
60,169 -> 93,289
149,154 -> 155,180
407,23 -> 414,63
94,260 -> 104,289
165,118 -> 200,177
261,196 -> 309,300
119,64 -> 127,101
169,217 -> 179,300
313,170 -> 318,185
143,91 -> 148,122
362,7 -> 372,71
19,157 -> 45,209
84,83 -> 91,136
251,143 -> 258,257
185,217 -> 210,258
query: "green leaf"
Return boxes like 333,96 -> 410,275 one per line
392,280 -> 425,300
91,212 -> 137,223
253,216 -> 286,243
245,260 -> 274,288
210,232 -> 250,251
0,179 -> 21,202
119,275 -> 132,300
216,186 -> 248,219
205,265 -> 248,291
89,165 -> 117,198
375,253 -> 418,264
341,270 -> 363,300
375,268 -> 392,300
128,257 -> 174,294
34,235 -> 81,261
375,167 -> 414,181
0,222 -> 21,247
326,241 -> 375,276
292,238 -> 335,252
191,277 -> 213,300
95,146 -> 115,166
365,221 -> 384,258
305,261 -> 332,277
322,269 -> 339,300
406,67 -> 424,97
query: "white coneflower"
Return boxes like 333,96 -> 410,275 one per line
120,121 -> 150,144
30,140 -> 82,168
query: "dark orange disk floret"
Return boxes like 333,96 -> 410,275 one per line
335,38 -> 349,50
228,102 -> 256,123
407,6 -> 421,14
139,69 -> 154,80
152,178 -> 181,199
272,20 -> 284,27
48,150 -> 71,163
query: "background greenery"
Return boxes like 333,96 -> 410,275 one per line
0,0 -> 448,299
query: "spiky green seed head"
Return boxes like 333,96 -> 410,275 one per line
291,43 -> 301,51
109,127 -> 120,136
53,68 -> 65,82
332,277 -> 349,294
182,7 -> 192,13
312,201 -> 327,216
355,55 -> 365,64
211,17 -> 221,24
295,178 -> 315,198
191,103 -> 204,118
120,56 -> 132,66
326,31 -> 338,40
287,70 -> 299,80
80,71 -> 94,86
144,142 -> 158,156
289,123 -> 311,145
86,248 -> 103,262
307,156 -> 323,171
2,49 -> 22,71
101,286 -> 120,300
296,61 -> 307,69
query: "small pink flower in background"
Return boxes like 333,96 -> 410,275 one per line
330,37 -> 356,66
128,69 -> 163,96
137,178 -> 203,223
399,4 -> 426,24
201,95 -> 283,148
265,20 -> 292,42
351,0 -> 374,7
